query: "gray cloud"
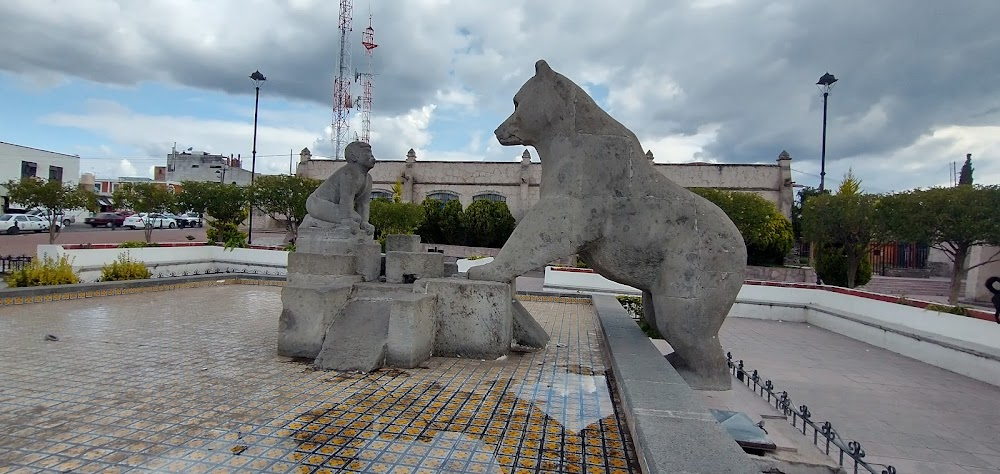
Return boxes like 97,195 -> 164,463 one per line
1,0 -> 998,192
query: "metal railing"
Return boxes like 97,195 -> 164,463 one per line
726,352 -> 898,474
0,255 -> 32,274
869,242 -> 929,276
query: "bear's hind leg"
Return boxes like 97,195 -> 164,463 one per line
651,272 -> 740,391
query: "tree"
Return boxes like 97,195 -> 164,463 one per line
691,188 -> 794,266
800,171 -> 880,288
176,181 -> 249,246
368,197 -> 425,240
249,174 -> 321,243
461,200 -> 517,248
959,153 -> 974,186
112,182 -> 175,244
417,198 -> 465,245
4,177 -> 97,244
878,184 -> 1000,304
791,186 -> 825,241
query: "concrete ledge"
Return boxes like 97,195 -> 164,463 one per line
0,273 -> 285,305
591,295 -> 756,474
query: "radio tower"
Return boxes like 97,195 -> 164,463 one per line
356,14 -> 377,144
331,0 -> 353,159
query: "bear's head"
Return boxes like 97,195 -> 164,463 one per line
494,60 -> 577,147
495,60 -> 626,148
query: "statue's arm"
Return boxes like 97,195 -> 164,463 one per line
358,174 -> 372,223
339,174 -> 356,223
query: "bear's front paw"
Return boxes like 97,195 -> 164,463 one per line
466,263 -> 507,282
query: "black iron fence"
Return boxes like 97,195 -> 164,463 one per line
0,255 -> 31,274
727,352 -> 897,474
869,242 -> 929,276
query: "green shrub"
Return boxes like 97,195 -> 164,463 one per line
691,188 -> 794,266
461,200 -> 516,248
815,243 -> 872,288
574,255 -> 590,268
100,253 -> 152,282
924,303 -> 970,317
4,254 -> 80,287
118,241 -> 159,248
466,255 -> 488,260
615,295 -> 663,339
207,220 -> 246,249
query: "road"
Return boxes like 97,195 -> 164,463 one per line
0,225 -> 209,256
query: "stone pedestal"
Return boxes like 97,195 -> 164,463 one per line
292,226 -> 381,282
277,278 -> 359,358
418,278 -> 513,359
385,251 -> 444,283
385,234 -> 422,253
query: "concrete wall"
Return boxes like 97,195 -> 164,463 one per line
37,244 -> 288,282
298,150 -> 795,220
966,245 -> 1000,302
0,141 -> 81,208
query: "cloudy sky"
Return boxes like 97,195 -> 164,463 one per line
1,0 -> 998,194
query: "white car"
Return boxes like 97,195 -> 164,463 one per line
123,213 -> 177,229
1,213 -> 56,234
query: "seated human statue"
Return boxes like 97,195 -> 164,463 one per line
301,141 -> 376,237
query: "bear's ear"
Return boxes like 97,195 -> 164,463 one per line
534,60 -> 553,76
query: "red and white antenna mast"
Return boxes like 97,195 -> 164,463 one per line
356,13 -> 377,144
332,0 -> 353,159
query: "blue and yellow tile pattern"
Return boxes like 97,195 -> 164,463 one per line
0,285 -> 636,473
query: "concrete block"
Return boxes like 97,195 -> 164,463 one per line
314,299 -> 391,372
385,293 -> 438,368
512,299 -> 550,349
385,234 -> 422,253
443,262 -> 458,277
277,279 -> 358,358
290,237 -> 381,282
420,278 -> 512,359
385,251 -> 444,283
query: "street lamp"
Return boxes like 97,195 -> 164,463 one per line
248,69 -> 266,244
816,72 -> 838,193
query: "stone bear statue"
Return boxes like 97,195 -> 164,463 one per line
467,59 -> 747,390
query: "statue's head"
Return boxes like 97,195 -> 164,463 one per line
345,141 -> 376,170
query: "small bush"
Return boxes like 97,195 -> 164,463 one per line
99,253 -> 152,282
118,241 -> 159,248
574,255 -> 590,269
815,243 -> 872,288
615,295 -> 663,339
283,243 -> 296,252
207,220 -> 246,249
691,188 -> 794,266
4,254 -> 80,287
466,255 -> 488,260
924,303 -> 970,317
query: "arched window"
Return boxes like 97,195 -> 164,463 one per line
473,193 -> 506,203
371,190 -> 393,201
426,191 -> 459,203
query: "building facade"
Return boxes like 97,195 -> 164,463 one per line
164,150 -> 254,185
0,141 -> 81,211
296,148 -> 795,220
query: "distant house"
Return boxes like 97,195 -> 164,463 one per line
0,141 -> 81,212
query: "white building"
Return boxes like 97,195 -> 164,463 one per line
1,141 -> 81,212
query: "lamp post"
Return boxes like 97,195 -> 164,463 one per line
248,70 -> 266,244
816,72 -> 838,192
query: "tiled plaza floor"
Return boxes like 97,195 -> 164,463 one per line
0,285 -> 639,473
721,318 -> 1000,474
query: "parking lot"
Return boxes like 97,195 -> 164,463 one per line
0,225 -> 210,256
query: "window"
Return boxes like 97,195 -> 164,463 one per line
20,161 -> 37,178
371,190 -> 393,201
191,164 -> 200,168
93,184 -> 101,193
426,192 -> 459,203
473,193 -> 506,203
48,165 -> 63,183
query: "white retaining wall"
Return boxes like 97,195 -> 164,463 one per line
543,266 -> 1000,388
37,245 -> 288,282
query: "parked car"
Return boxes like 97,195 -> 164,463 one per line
27,208 -> 74,227
1,213 -> 53,234
123,213 -> 177,229
175,212 -> 203,228
85,212 -> 127,228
